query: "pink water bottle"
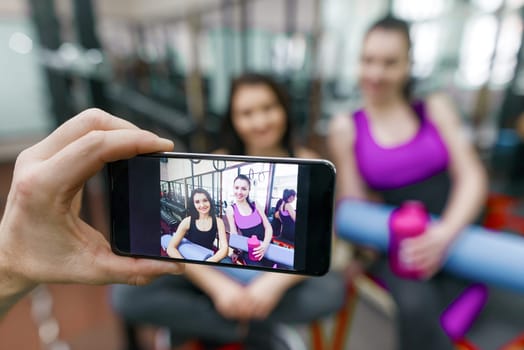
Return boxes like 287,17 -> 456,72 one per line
388,201 -> 429,279
247,235 -> 261,261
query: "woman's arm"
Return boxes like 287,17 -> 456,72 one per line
253,202 -> 273,260
207,218 -> 229,262
245,271 -> 306,319
427,93 -> 488,237
166,217 -> 190,259
285,202 -> 296,221
403,93 -> 488,276
225,207 -> 238,234
183,264 -> 251,320
327,114 -> 368,200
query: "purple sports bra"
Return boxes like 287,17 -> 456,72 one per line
232,203 -> 263,229
353,101 -> 450,190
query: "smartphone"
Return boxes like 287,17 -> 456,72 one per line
108,152 -> 335,276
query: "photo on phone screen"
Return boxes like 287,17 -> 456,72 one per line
109,153 -> 335,275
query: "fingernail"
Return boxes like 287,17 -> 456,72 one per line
158,138 -> 174,149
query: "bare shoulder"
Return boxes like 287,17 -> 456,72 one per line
180,216 -> 191,228
295,147 -> 319,159
284,202 -> 294,211
216,217 -> 225,226
425,93 -> 462,128
328,113 -> 355,136
254,201 -> 264,211
327,113 -> 356,155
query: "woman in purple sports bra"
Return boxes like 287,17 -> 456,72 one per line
226,174 -> 273,262
274,189 -> 297,242
328,16 -> 487,350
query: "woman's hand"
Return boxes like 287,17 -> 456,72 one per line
400,223 -> 454,278
209,278 -> 251,320
244,275 -> 287,319
253,242 -> 269,260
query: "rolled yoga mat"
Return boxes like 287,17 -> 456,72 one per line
336,199 -> 524,293
229,234 -> 295,267
177,238 -> 214,261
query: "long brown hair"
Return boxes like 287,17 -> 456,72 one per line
220,73 -> 294,155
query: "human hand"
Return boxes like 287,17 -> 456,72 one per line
400,223 -> 454,278
243,275 -> 287,320
0,109 -> 183,294
209,278 -> 251,320
253,243 -> 268,261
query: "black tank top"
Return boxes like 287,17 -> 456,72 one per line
185,217 -> 217,250
280,212 -> 295,241
379,170 -> 451,216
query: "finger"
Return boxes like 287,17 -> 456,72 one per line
43,129 -> 174,197
97,254 -> 184,285
28,109 -> 140,160
408,250 -> 433,267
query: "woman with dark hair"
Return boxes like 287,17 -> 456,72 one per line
226,174 -> 273,261
178,72 -> 345,346
167,188 -> 228,262
276,189 -> 296,242
113,73 -> 345,348
328,16 -> 487,350
219,73 -> 296,156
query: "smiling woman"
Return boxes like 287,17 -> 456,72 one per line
166,188 -> 229,263
226,174 -> 273,265
329,15 -> 488,350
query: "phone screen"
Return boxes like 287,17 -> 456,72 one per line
110,153 -> 334,275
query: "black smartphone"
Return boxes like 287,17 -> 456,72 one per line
108,152 -> 335,276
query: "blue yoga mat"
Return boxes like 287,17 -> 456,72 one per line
336,199 -> 524,293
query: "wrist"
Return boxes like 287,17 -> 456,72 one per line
429,222 -> 459,247
0,249 -> 37,317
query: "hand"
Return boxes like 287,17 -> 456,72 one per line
400,223 -> 454,278
0,109 -> 183,295
253,243 -> 268,261
209,278 -> 251,320
244,275 -> 287,320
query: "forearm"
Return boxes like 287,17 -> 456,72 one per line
253,272 -> 305,291
262,228 -> 272,247
441,168 -> 487,239
166,244 -> 184,259
183,264 -> 235,297
207,247 -> 228,262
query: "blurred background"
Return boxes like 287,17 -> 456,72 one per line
0,0 -> 523,349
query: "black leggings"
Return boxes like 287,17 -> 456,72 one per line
369,256 -> 467,350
